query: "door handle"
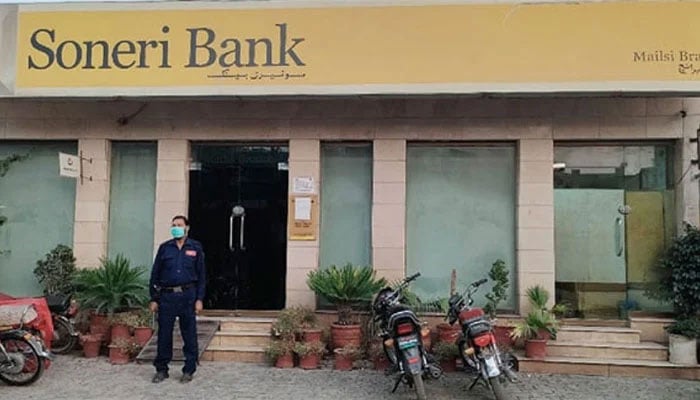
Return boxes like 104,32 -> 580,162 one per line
615,217 -> 623,257
231,205 -> 246,252
229,214 -> 235,252
239,214 -> 246,250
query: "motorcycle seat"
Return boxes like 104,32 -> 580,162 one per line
46,294 -> 71,314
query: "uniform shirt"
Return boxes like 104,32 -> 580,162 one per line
149,238 -> 206,302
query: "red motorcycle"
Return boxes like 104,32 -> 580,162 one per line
445,278 -> 518,400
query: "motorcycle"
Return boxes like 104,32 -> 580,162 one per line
0,304 -> 54,386
372,272 -> 442,400
46,294 -> 78,354
446,278 -> 518,400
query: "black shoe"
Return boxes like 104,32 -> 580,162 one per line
152,371 -> 169,383
180,373 -> 193,383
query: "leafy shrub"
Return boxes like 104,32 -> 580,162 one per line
33,245 -> 77,295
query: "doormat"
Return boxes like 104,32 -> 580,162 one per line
135,319 -> 220,363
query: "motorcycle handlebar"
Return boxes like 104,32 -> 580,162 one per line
472,278 -> 488,287
406,272 -> 421,283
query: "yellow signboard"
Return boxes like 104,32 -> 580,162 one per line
11,1 -> 700,95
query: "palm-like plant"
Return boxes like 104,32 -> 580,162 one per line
307,263 -> 387,325
73,254 -> 148,315
511,285 -> 560,341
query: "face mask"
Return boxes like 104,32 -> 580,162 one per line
170,226 -> 186,239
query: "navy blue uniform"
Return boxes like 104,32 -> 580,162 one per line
149,238 -> 206,375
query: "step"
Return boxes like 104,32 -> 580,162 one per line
518,354 -> 700,381
212,331 -> 272,347
548,341 -> 668,361
199,316 -> 276,332
202,345 -> 267,363
556,326 -> 641,344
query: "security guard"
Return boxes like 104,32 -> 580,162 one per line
149,215 -> 206,384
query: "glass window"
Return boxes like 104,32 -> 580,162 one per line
319,143 -> 373,269
107,142 -> 157,269
406,145 -> 517,311
0,141 -> 77,296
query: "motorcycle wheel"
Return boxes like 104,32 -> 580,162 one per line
0,337 -> 45,386
412,373 -> 427,400
489,377 -> 507,400
51,317 -> 77,354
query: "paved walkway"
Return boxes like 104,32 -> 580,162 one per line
2,356 -> 699,400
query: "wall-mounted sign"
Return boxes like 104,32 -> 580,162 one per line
5,1 -> 700,96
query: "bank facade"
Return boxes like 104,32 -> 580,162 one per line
0,0 -> 698,318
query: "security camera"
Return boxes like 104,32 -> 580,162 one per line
553,163 -> 566,171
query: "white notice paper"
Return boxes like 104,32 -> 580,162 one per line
295,197 -> 312,220
293,176 -> 315,194
58,152 -> 80,178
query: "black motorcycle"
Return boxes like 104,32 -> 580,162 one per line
446,278 -> 518,400
46,294 -> 79,354
372,272 -> 442,400
0,305 -> 54,386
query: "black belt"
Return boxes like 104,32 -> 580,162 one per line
160,282 -> 197,293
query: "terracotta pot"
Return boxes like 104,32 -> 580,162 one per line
536,328 -> 550,343
494,326 -> 515,348
334,353 -> 354,371
302,329 -> 323,343
81,338 -> 101,358
275,353 -> 294,368
331,323 -> 361,349
298,354 -> 320,369
111,324 -> 130,342
525,339 -> 547,360
108,346 -> 130,365
440,358 -> 457,373
374,356 -> 391,371
437,323 -> 460,344
89,314 -> 111,343
133,327 -> 153,347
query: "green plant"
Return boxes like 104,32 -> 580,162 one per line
293,341 -> 326,356
110,337 -> 141,356
483,259 -> 510,319
33,245 -> 77,295
307,263 -> 387,325
432,341 -> 459,361
665,318 -> 700,339
264,339 -> 295,360
511,285 -> 560,340
334,344 -> 362,359
72,254 -> 148,315
396,286 -> 448,314
648,223 -> 700,318
272,308 -> 302,340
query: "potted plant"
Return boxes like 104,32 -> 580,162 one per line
307,263 -> 386,349
108,312 -> 134,342
295,306 -> 323,343
666,318 -> 700,365
271,308 -> 300,342
72,254 -> 148,343
369,339 -> 390,371
334,344 -> 361,371
265,339 -> 295,368
510,309 -> 555,360
483,259 -> 513,346
524,285 -> 559,341
108,337 -> 140,365
132,309 -> 155,347
294,341 -> 326,370
433,341 -> 459,372
79,333 -> 103,358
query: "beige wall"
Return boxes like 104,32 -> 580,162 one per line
0,96 -> 696,312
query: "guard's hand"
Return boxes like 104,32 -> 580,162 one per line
149,301 -> 159,313
195,300 -> 203,314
